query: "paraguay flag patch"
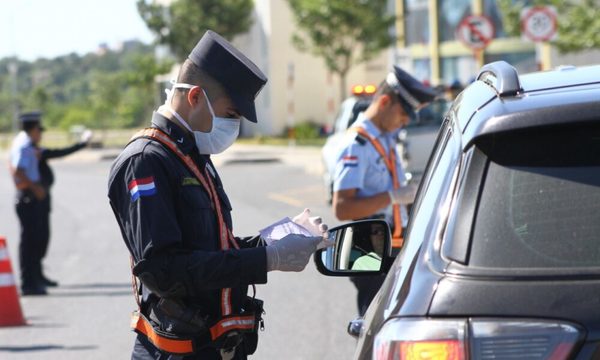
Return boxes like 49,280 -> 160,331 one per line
342,155 -> 359,167
128,176 -> 157,201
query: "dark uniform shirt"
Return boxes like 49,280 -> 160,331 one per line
107,113 -> 267,358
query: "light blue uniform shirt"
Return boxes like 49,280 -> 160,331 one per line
10,131 -> 40,183
332,116 -> 408,227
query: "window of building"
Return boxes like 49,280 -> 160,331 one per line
438,0 -> 471,42
412,59 -> 431,83
405,0 -> 430,45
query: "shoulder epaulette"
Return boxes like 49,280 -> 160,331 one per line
354,134 -> 367,145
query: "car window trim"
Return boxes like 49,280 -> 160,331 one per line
442,146 -> 488,264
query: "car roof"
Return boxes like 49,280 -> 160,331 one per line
453,62 -> 600,150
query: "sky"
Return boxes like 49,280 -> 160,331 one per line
0,0 -> 155,61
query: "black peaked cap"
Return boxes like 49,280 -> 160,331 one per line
387,65 -> 438,110
189,30 -> 268,123
19,111 -> 42,123
19,111 -> 45,130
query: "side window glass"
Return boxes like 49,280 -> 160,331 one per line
407,99 -> 450,128
405,121 -> 459,247
410,119 -> 450,214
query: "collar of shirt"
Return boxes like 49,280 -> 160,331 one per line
359,118 -> 399,146
13,131 -> 32,149
151,112 -> 196,155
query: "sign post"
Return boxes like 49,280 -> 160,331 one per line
456,15 -> 495,69
520,6 -> 558,71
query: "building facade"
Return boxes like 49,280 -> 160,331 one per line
234,0 -> 390,137
157,0 -> 600,137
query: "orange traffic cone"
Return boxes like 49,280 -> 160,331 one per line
0,236 -> 26,326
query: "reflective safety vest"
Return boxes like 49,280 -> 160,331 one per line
349,127 -> 404,249
127,128 -> 262,355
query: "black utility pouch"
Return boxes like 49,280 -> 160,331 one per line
150,298 -> 209,335
242,296 -> 265,355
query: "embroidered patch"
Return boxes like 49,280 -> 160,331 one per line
182,177 -> 201,186
128,176 -> 157,201
342,155 -> 359,167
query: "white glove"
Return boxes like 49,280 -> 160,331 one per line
265,234 -> 323,272
388,184 -> 418,205
80,130 -> 93,143
292,208 -> 328,235
292,208 -> 332,249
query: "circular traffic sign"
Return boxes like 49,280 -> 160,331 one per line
456,15 -> 495,50
521,6 -> 557,42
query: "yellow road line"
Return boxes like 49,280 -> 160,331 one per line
267,193 -> 304,207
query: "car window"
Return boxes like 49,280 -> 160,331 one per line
333,99 -> 355,134
405,119 -> 460,246
405,99 -> 450,129
469,123 -> 600,268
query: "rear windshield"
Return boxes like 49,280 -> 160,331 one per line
469,123 -> 600,268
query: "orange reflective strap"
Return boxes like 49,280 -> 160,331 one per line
132,129 -> 215,205
349,127 -> 404,246
203,165 -> 230,252
132,128 -> 234,316
227,229 -> 240,250
209,315 -> 256,341
131,311 -> 194,355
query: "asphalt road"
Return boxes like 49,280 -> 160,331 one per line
0,147 -> 358,359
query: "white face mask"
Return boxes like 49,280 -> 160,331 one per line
162,82 -> 240,154
194,88 -> 240,154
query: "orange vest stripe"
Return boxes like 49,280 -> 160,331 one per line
132,128 -> 234,315
209,316 -> 256,340
350,127 -> 404,247
131,312 -> 194,354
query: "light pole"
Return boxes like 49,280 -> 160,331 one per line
8,60 -> 19,133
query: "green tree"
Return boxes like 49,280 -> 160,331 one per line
498,0 -> 600,53
137,0 -> 254,61
0,41 -> 167,133
287,0 -> 395,102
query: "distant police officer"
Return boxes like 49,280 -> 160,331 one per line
9,112 -> 48,295
36,126 -> 93,288
108,30 -> 326,359
332,66 -> 437,316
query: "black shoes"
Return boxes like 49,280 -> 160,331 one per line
21,284 -> 47,296
40,275 -> 59,287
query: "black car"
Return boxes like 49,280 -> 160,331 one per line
315,61 -> 600,359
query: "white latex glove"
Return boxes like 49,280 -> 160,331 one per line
388,184 -> 418,205
80,130 -> 93,144
292,208 -> 332,249
265,234 -> 323,272
292,208 -> 328,235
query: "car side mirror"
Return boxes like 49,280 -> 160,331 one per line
314,220 -> 392,276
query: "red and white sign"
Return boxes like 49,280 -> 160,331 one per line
456,15 -> 495,50
521,6 -> 558,42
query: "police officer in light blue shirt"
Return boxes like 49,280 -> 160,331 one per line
333,114 -> 410,229
9,111 -> 48,296
332,66 -> 437,316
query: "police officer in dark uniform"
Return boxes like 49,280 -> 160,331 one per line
108,30 -> 326,359
36,126 -> 93,287
332,66 -> 437,316
9,112 -> 48,295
